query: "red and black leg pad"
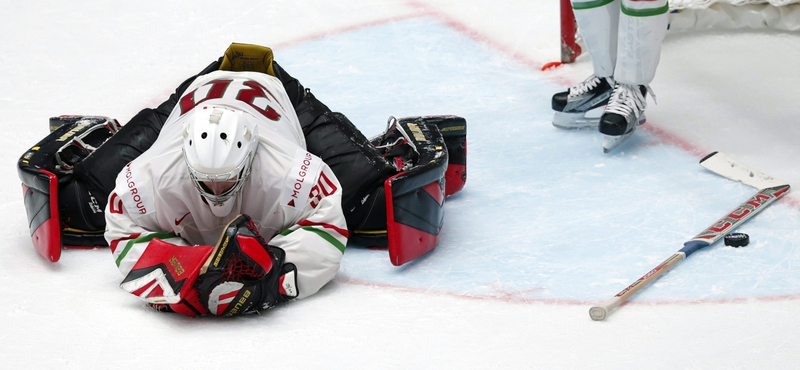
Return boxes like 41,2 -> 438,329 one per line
19,169 -> 61,262
119,238 -> 214,317
18,116 -> 122,262
424,116 -> 467,197
384,120 -> 449,266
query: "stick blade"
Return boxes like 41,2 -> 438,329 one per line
700,151 -> 787,190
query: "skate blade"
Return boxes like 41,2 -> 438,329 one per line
602,131 -> 634,153
601,115 -> 646,153
552,106 -> 605,130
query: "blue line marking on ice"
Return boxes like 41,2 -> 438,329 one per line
277,17 -> 800,302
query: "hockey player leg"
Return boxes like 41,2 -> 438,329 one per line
599,83 -> 649,153
385,120 -> 447,266
374,117 -> 449,265
373,115 -> 466,194
18,116 -> 123,261
299,106 -> 397,230
424,116 -> 467,197
553,0 -> 620,129
601,2 -> 667,153
552,75 -> 614,129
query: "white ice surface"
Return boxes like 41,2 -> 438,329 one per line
2,1 -> 800,369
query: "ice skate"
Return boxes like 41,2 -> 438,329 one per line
599,83 -> 649,153
552,75 -> 614,129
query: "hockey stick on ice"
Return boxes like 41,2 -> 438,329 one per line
589,151 -> 791,321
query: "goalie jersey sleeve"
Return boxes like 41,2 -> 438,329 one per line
104,160 -> 193,278
261,159 -> 348,299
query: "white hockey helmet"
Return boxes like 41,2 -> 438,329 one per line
182,104 -> 259,217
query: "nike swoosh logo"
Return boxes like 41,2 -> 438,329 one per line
175,212 -> 190,226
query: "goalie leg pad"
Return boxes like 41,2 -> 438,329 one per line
20,171 -> 61,262
429,115 -> 467,197
385,164 -> 447,266
388,177 -> 446,237
380,117 -> 449,265
18,117 -> 122,260
396,116 -> 466,197
349,117 -> 449,265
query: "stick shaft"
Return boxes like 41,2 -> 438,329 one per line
589,252 -> 685,321
590,183 -> 790,321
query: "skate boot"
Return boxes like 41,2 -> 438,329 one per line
552,75 -> 614,129
599,83 -> 650,153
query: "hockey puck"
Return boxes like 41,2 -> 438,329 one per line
724,233 -> 749,247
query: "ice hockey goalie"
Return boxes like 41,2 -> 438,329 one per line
17,43 -> 467,272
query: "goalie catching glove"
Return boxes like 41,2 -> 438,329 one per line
119,214 -> 297,317
195,214 -> 298,317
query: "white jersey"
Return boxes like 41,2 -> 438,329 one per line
105,70 -> 347,300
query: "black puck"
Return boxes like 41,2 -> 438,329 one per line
724,233 -> 749,247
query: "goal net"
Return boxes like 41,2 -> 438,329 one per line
559,0 -> 800,63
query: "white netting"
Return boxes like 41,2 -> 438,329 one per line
670,0 -> 800,9
562,0 -> 800,62
669,1 -> 800,31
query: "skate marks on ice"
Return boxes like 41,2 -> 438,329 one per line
276,18 -> 800,304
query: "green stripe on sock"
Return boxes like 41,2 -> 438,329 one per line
621,2 -> 669,17
571,0 -> 616,11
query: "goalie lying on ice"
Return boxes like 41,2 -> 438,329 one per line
17,43 -> 467,317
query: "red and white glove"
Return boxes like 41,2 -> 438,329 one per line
119,239 -> 214,317
195,214 -> 297,317
119,215 -> 297,317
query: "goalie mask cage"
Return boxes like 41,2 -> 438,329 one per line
559,0 -> 800,63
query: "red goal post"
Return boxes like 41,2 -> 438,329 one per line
559,0 -> 800,64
